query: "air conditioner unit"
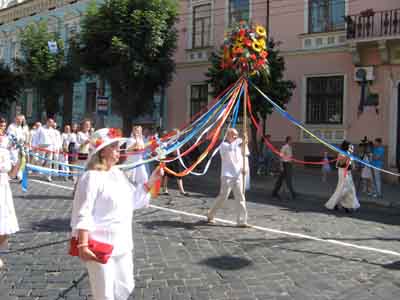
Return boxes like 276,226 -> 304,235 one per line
354,66 -> 375,82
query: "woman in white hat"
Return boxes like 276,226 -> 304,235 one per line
70,128 -> 162,300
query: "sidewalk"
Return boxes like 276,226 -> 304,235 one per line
250,167 -> 400,208
191,165 -> 400,209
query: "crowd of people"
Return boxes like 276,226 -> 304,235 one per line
0,113 -> 389,300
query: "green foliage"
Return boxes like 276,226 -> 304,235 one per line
0,62 -> 23,113
16,20 -> 76,115
78,0 -> 178,129
207,39 -> 296,120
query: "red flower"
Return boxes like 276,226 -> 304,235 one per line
250,54 -> 257,61
108,128 -> 122,139
244,38 -> 252,48
260,51 -> 269,59
95,138 -> 104,148
239,29 -> 245,37
257,59 -> 266,67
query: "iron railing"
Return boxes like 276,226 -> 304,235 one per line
346,8 -> 400,40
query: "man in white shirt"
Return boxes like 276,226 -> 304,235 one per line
272,136 -> 296,200
207,128 -> 249,227
7,114 -> 29,180
36,118 -> 61,182
27,121 -> 42,168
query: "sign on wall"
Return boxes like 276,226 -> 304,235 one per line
97,96 -> 109,115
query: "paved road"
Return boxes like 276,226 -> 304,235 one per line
1,172 -> 400,300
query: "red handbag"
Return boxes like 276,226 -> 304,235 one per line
69,237 -> 114,264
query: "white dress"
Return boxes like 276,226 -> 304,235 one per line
0,148 -> 19,235
126,136 -> 149,185
325,158 -> 360,210
70,167 -> 150,300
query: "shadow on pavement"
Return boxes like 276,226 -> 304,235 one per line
182,169 -> 400,226
199,255 -> 253,270
31,217 -> 71,232
6,239 -> 69,254
19,194 -> 72,201
382,261 -> 400,270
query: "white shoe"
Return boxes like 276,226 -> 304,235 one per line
47,176 -> 52,182
0,258 -> 4,268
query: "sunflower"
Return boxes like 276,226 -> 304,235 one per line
256,25 -> 267,37
258,38 -> 266,50
252,40 -> 263,52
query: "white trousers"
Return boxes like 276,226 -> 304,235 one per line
208,176 -> 248,225
86,252 -> 134,300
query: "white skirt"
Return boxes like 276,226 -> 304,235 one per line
126,154 -> 149,184
325,168 -> 360,210
0,181 -> 19,235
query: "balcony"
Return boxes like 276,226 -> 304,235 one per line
345,8 -> 400,41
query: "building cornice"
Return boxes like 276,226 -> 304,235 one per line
176,60 -> 211,69
0,0 -> 81,25
281,46 -> 349,57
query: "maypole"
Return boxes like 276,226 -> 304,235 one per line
242,80 -> 248,192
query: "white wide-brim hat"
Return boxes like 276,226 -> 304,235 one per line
85,128 -> 127,168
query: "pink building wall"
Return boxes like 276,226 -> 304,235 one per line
167,0 -> 400,168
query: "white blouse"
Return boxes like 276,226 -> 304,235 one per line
0,148 -> 12,185
70,167 -> 150,256
220,138 -> 249,178
77,131 -> 91,154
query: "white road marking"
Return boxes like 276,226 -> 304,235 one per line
30,179 -> 400,258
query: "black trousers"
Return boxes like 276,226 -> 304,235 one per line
272,162 -> 295,197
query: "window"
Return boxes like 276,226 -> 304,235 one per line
190,84 -> 208,117
306,76 -> 343,124
229,0 -> 249,26
309,0 -> 345,33
192,4 -> 211,49
86,82 -> 97,114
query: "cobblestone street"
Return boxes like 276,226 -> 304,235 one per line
1,171 -> 400,300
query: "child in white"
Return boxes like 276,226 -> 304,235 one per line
0,147 -> 20,268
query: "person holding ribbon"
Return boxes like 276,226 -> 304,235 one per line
207,128 -> 249,227
126,125 -> 149,185
325,140 -> 360,212
0,118 -> 19,269
70,128 -> 162,300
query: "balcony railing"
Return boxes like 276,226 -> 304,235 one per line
0,0 -> 79,25
345,8 -> 400,40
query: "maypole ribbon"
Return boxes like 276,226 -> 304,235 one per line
163,79 -> 245,177
246,87 -> 337,165
249,80 -> 400,177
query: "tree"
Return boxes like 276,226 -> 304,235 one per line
16,20 -> 74,117
206,39 -> 296,154
78,0 -> 178,133
0,62 -> 23,113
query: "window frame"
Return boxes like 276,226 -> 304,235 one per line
308,0 -> 346,33
192,3 -> 212,49
228,0 -> 250,27
305,75 -> 344,125
190,83 -> 209,118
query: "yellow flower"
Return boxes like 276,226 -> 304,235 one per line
258,38 -> 266,50
256,25 -> 267,37
234,41 -> 244,49
252,40 -> 263,52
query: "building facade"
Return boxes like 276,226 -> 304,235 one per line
0,0 -> 164,129
167,0 -> 400,171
